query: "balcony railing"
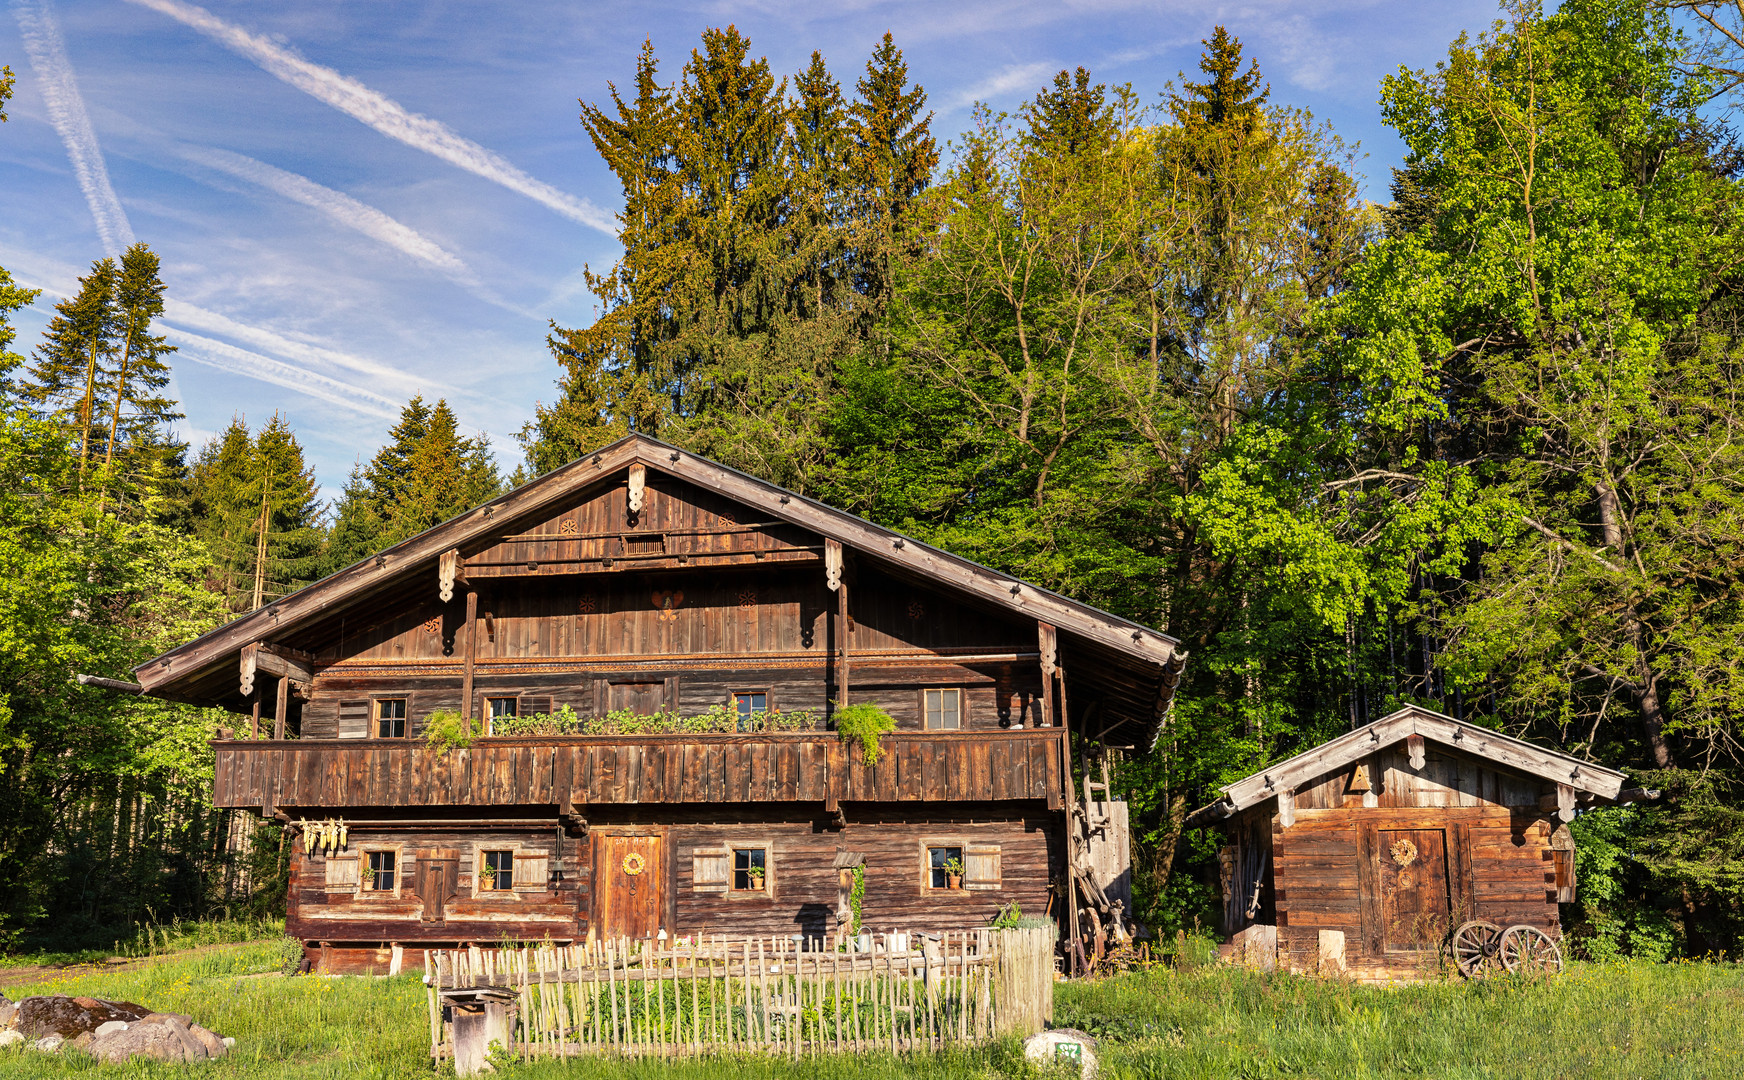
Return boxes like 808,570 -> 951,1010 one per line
213,729 -> 1067,812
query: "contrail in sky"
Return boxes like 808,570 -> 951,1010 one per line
179,146 -> 475,279
171,328 -> 402,420
11,0 -> 135,255
126,0 -> 617,235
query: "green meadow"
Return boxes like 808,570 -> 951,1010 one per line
0,933 -> 1738,1079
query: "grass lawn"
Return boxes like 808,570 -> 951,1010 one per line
0,940 -> 1737,1079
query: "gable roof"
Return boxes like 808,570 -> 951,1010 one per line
135,434 -> 1188,740
1184,705 -> 1628,828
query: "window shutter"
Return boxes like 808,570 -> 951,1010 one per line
693,846 -> 730,893
963,844 -> 1001,891
337,700 -> 369,739
512,852 -> 549,890
325,854 -> 360,889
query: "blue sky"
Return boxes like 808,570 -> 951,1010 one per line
1,0 -> 1504,503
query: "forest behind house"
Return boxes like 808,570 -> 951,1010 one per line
1,0 -> 1741,964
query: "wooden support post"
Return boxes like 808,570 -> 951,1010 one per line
462,590 -> 479,720
1037,622 -> 1057,728
274,674 -> 289,740
250,689 -> 261,740
837,582 -> 851,706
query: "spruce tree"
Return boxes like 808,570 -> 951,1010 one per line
847,33 -> 938,312
327,396 -> 501,571
187,415 -> 324,612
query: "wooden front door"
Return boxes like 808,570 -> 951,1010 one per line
417,849 -> 459,924
1379,828 -> 1450,950
593,834 -> 665,940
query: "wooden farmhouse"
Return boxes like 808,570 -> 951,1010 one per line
1187,706 -> 1633,981
132,435 -> 1185,974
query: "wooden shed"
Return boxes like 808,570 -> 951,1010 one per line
1186,706 -> 1634,981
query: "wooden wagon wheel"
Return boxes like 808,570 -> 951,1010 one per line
1498,925 -> 1563,974
1450,920 -> 1505,978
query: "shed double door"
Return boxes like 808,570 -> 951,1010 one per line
592,833 -> 666,940
1377,828 -> 1450,950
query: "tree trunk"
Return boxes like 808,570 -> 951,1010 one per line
1597,482 -> 1676,769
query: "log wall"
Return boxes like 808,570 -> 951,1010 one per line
289,805 -> 1059,958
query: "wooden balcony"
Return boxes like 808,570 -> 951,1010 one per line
213,729 -> 1067,814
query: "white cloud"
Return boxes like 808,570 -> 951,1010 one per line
946,60 -> 1058,112
10,0 -> 135,256
177,145 -> 473,279
124,0 -> 619,235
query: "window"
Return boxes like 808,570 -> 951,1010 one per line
733,848 -> 767,891
925,689 -> 962,730
375,698 -> 407,738
481,850 -> 514,892
487,696 -> 519,720
734,691 -> 768,731
928,845 -> 964,889
365,850 -> 397,892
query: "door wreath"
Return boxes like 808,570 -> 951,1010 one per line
622,852 -> 647,876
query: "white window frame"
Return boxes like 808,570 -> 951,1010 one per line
924,688 -> 964,731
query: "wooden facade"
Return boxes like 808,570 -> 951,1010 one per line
1189,707 -> 1630,981
136,436 -> 1186,973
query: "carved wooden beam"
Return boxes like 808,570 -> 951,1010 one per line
1277,788 -> 1296,829
239,643 -> 259,697
1556,782 -> 1576,822
628,463 -> 647,514
1405,732 -> 1426,770
824,538 -> 843,591
439,548 -> 465,603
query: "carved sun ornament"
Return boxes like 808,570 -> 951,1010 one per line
907,598 -> 925,620
559,518 -> 578,535
738,587 -> 758,609
1390,838 -> 1419,867
422,616 -> 442,635
717,509 -> 736,527
577,593 -> 597,615
653,590 -> 685,622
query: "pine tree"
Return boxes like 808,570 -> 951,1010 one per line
0,265 -> 38,401
187,415 -> 324,612
24,257 -> 118,476
20,245 -> 183,510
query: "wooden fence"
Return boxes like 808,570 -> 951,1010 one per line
424,927 -> 1054,1061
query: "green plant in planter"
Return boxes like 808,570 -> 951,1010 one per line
944,856 -> 965,880
747,866 -> 766,889
422,710 -> 481,754
849,865 -> 865,935
833,702 -> 896,765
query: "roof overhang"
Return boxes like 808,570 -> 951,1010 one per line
1185,705 -> 1629,828
136,435 -> 1189,741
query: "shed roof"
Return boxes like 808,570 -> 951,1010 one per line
1185,705 -> 1628,828
134,434 -> 1188,743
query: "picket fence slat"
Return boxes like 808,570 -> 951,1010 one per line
425,927 -> 1053,1062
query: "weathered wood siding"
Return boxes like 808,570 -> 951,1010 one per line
287,807 -> 1058,949
215,730 -> 1066,811
1267,745 -> 1560,979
